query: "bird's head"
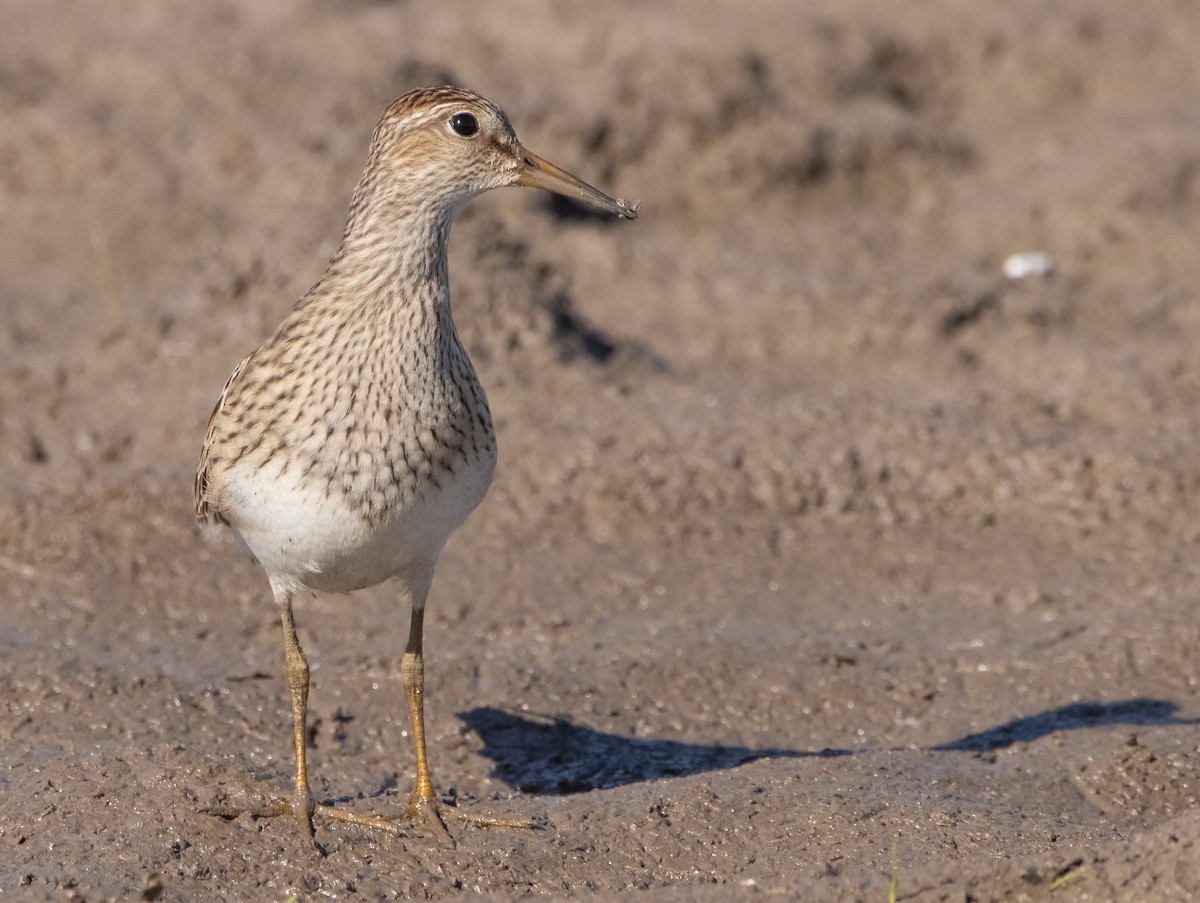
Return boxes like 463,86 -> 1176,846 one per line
363,86 -> 639,220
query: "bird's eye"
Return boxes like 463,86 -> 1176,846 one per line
449,112 -> 478,138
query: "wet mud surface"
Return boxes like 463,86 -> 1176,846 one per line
3,1 -> 1200,899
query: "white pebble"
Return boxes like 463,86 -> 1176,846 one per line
1002,251 -> 1054,279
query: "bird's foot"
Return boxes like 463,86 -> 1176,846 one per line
317,786 -> 542,848
401,784 -> 455,846
457,810 -> 545,831
298,786 -> 455,848
202,784 -> 322,852
203,786 -> 542,850
435,789 -> 546,833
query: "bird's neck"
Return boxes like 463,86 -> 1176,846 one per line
292,199 -> 465,365
325,199 -> 456,301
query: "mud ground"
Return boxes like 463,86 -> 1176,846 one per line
3,1 -> 1200,899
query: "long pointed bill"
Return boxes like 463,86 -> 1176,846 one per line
516,147 -> 639,219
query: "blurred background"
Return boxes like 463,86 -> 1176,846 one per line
3,1 -> 1200,899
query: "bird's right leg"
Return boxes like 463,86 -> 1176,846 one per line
201,587 -> 319,848
277,588 -> 317,842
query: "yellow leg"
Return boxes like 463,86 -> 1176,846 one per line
314,600 -> 458,844
277,589 -> 317,844
390,602 -> 534,839
206,588 -> 534,847
400,604 -> 453,841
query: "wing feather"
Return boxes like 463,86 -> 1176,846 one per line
194,353 -> 254,525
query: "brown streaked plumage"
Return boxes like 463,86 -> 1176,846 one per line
195,85 -> 637,848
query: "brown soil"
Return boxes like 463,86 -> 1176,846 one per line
3,1 -> 1200,900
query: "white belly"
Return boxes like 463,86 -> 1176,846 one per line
220,448 -> 496,596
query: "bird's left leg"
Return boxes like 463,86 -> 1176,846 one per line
398,601 -> 454,841
314,594 -> 453,842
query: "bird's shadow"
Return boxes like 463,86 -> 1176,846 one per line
459,698 -> 1195,794
457,706 -> 847,795
932,698 -> 1198,752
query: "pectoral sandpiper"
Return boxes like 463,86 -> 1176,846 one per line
195,86 -> 637,847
